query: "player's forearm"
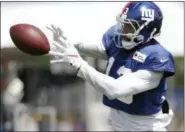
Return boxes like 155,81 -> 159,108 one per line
77,64 -> 117,99
77,64 -> 163,100
74,42 -> 108,60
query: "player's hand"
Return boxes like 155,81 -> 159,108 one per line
46,24 -> 67,42
47,25 -> 87,69
49,40 -> 87,69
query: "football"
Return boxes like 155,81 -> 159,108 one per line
9,24 -> 50,56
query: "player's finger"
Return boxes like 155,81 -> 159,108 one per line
52,42 -> 66,51
55,38 -> 69,48
50,59 -> 65,64
56,27 -> 67,39
51,25 -> 58,34
49,51 -> 64,57
50,43 -> 62,52
46,26 -> 55,33
57,27 -> 63,36
63,36 -> 67,40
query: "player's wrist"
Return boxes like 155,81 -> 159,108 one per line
69,57 -> 87,69
76,59 -> 88,73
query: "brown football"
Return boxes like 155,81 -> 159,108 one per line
10,24 -> 50,56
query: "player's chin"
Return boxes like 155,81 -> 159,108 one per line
122,36 -> 132,42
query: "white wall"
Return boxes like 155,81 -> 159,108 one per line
1,2 -> 184,56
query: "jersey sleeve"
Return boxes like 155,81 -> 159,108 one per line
102,33 -> 109,55
137,52 -> 175,77
102,26 -> 115,57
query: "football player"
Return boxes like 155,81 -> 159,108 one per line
48,2 -> 175,131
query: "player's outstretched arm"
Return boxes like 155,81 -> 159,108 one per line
49,42 -> 163,99
77,64 -> 163,99
47,25 -> 163,99
74,42 -> 108,60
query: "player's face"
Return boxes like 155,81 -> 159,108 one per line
116,21 -> 139,42
123,23 -> 135,34
122,23 -> 135,41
